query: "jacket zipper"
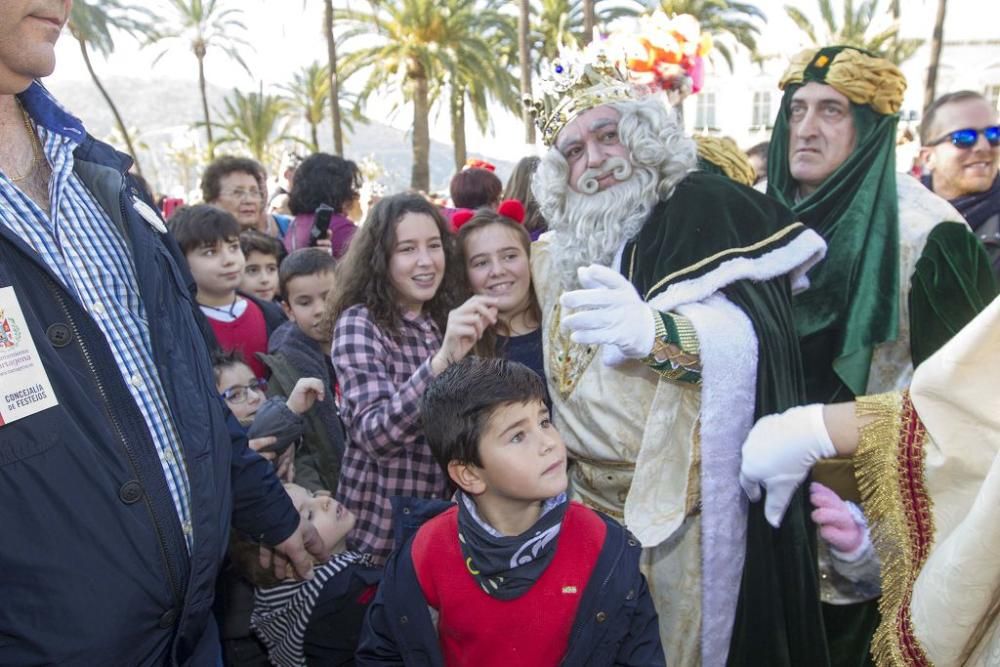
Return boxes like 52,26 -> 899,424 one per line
46,274 -> 183,605
559,527 -> 627,665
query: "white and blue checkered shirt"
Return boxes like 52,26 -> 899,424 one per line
0,85 -> 193,550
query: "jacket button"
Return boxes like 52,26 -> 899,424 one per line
158,608 -> 178,629
46,323 -> 72,348
160,609 -> 177,630
626,589 -> 635,601
596,611 -> 608,623
402,507 -> 411,515
399,615 -> 409,624
119,480 -> 143,504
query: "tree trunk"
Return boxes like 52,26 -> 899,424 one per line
310,120 -> 320,153
411,72 -> 431,192
78,38 -> 144,177
197,52 -> 214,160
451,88 -> 467,172
324,0 -> 344,155
923,0 -> 947,112
519,0 -> 535,144
583,0 -> 596,44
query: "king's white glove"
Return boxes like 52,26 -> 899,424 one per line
560,264 -> 656,363
739,403 -> 837,528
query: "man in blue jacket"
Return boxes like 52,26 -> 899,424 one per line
0,2 -> 328,663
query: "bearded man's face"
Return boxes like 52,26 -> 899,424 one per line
556,106 -> 633,194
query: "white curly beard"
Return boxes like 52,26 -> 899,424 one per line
545,163 -> 660,290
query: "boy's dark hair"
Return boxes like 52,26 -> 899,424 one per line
920,90 -> 987,144
420,357 -> 547,473
450,167 -> 503,209
200,155 -> 264,204
239,229 -> 284,262
289,153 -> 361,216
167,204 -> 242,255
278,248 -> 338,300
210,348 -> 248,385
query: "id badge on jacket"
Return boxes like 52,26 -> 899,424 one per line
0,286 -> 58,425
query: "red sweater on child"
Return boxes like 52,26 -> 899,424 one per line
411,502 -> 606,667
207,298 -> 268,378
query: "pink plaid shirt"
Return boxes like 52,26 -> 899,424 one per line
331,304 -> 451,564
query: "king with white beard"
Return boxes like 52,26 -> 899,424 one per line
526,51 -> 833,666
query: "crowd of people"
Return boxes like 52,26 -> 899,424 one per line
2,3 -> 1000,666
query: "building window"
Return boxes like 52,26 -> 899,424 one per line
695,92 -> 717,130
986,85 -> 1000,112
752,91 -> 773,128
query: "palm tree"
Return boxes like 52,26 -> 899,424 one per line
280,62 -> 360,152
337,0 -> 519,190
641,0 -> 765,69
519,0 -> 536,143
923,0 -> 947,111
530,0 -> 637,68
280,62 -> 328,152
440,1 -> 521,170
149,0 -> 252,160
784,0 -> 922,65
209,85 -> 306,163
68,0 -> 154,176
322,0 -> 346,156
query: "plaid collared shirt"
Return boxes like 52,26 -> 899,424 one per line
331,304 -> 451,564
0,84 -> 193,550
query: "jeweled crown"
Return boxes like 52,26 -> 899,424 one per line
524,48 -> 637,147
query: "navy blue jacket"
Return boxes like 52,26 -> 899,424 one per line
356,498 -> 665,666
0,84 -> 299,665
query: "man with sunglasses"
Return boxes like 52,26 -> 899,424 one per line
765,46 -> 998,667
920,91 -> 1000,278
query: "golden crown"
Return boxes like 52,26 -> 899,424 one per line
524,48 -> 637,147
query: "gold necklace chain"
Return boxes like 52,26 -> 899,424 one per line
7,101 -> 44,183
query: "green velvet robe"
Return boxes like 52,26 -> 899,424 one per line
622,172 -> 831,667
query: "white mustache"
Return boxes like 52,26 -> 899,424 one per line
575,157 -> 633,195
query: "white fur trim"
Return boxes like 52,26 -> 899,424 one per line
675,295 -> 757,667
647,227 -> 826,312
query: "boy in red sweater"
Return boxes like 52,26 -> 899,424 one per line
357,357 -> 664,666
168,205 -> 285,378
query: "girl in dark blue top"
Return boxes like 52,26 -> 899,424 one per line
455,201 -> 548,395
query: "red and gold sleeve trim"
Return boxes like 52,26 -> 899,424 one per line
854,391 -> 934,667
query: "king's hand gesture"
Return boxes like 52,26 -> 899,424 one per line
560,264 -> 656,365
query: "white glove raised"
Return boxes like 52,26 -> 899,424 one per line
559,264 -> 656,362
739,403 -> 837,528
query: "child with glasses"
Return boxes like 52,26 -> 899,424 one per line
213,349 -> 348,665
213,349 -> 325,478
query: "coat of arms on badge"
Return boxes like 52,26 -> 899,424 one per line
0,308 -> 22,349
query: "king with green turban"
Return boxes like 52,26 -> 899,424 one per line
767,45 -> 998,665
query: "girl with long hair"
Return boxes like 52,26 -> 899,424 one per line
324,193 -> 497,564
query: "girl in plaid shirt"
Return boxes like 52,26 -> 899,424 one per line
325,193 -> 498,564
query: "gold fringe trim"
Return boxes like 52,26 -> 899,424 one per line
779,47 -> 906,115
854,391 -> 934,667
695,135 -> 757,187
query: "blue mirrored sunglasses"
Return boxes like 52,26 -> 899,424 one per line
927,125 -> 1000,149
